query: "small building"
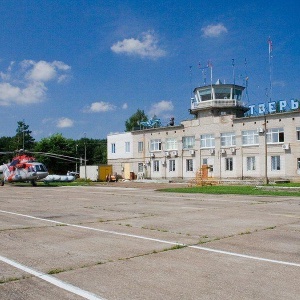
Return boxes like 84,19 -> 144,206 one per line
80,165 -> 113,181
107,81 -> 300,183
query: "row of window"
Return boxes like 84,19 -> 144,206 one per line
137,156 -> 283,173
138,159 -> 194,173
111,127 -> 300,154
151,128 -> 285,151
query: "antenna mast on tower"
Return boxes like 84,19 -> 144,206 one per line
232,58 -> 235,85
189,65 -> 193,98
268,37 -> 273,102
244,58 -> 249,103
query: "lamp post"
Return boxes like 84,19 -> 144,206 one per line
23,129 -> 25,150
84,133 -> 87,181
264,115 -> 269,185
22,127 -> 28,150
75,144 -> 78,173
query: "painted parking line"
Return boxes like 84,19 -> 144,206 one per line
0,255 -> 105,300
1,209 -> 300,268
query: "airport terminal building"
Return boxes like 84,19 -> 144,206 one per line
107,81 -> 300,182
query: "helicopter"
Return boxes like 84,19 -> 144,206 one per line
0,149 -> 81,186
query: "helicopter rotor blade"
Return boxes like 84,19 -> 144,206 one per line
33,152 -> 87,162
39,155 -> 78,162
0,150 -> 87,163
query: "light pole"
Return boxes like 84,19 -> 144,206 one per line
23,129 -> 25,150
264,115 -> 269,185
84,133 -> 87,181
22,127 -> 28,150
75,144 -> 78,173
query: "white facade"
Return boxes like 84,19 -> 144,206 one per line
107,83 -> 300,182
80,165 -> 98,181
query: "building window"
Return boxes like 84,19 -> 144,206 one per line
225,157 -> 233,171
138,163 -> 143,173
186,159 -> 193,171
138,141 -> 144,153
215,88 -> 231,99
153,160 -> 160,172
267,128 -> 284,143
169,160 -> 175,172
150,139 -> 162,151
271,156 -> 281,171
202,158 -> 208,165
297,127 -> 300,141
166,138 -> 178,150
242,130 -> 259,145
125,142 -> 130,153
111,143 -> 116,153
200,134 -> 215,148
246,157 -> 256,171
183,136 -> 195,149
221,132 -> 236,147
297,158 -> 300,170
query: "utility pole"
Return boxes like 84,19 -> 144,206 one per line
23,128 -> 25,150
264,115 -> 269,185
84,133 -> 87,181
75,144 -> 78,173
22,126 -> 28,150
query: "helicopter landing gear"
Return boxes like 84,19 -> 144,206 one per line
31,180 -> 37,187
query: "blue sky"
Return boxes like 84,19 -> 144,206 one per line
0,0 -> 299,140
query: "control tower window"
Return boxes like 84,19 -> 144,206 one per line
197,88 -> 212,102
233,89 -> 242,100
215,88 -> 231,99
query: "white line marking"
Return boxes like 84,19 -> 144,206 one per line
1,209 -> 300,268
0,255 -> 105,300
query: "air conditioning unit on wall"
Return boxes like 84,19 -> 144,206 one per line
165,151 -> 170,157
230,147 -> 236,153
172,150 -> 178,157
257,127 -> 264,133
221,149 -> 226,154
210,148 -> 215,154
150,153 -> 155,158
282,143 -> 290,150
189,149 -> 195,155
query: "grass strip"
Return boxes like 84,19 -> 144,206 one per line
158,185 -> 300,196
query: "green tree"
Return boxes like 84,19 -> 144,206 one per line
76,138 -> 107,166
125,109 -> 148,132
15,121 -> 35,150
0,136 -> 15,163
34,133 -> 77,174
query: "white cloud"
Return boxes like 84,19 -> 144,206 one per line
111,31 -> 166,59
83,101 -> 116,113
0,60 -> 71,106
149,100 -> 174,117
201,23 -> 228,37
122,103 -> 128,109
23,60 -> 71,82
56,117 -> 74,128
0,61 -> 14,81
0,81 -> 47,105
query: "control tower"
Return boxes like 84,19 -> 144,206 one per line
190,80 -> 249,118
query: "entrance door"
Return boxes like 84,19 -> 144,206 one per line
201,164 -> 208,179
123,163 -> 131,180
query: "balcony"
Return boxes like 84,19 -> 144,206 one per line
191,99 -> 246,110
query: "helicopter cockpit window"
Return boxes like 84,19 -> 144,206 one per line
35,164 -> 47,172
40,164 -> 47,172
